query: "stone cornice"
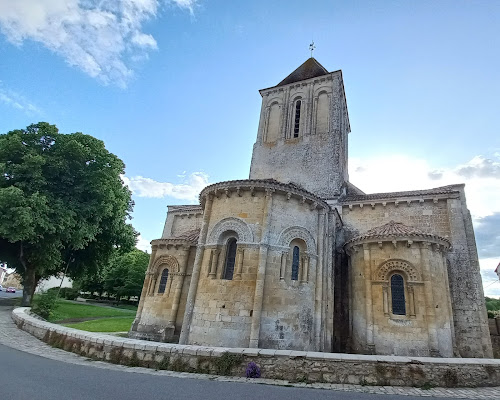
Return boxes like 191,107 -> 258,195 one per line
258,70 -> 340,95
199,179 -> 330,211
345,236 -> 451,253
341,193 -> 459,210
151,238 -> 195,249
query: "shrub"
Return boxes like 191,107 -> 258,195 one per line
46,287 -> 80,300
246,361 -> 261,378
32,291 -> 58,320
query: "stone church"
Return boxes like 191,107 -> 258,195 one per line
130,58 -> 493,358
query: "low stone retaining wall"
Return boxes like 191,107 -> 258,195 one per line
12,307 -> 500,387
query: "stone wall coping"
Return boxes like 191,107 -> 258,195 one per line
13,307 -> 500,366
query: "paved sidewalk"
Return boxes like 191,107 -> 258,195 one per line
1,301 -> 500,399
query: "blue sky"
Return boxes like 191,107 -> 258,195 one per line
0,0 -> 499,295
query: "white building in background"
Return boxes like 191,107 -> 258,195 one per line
36,275 -> 73,293
0,265 -> 7,284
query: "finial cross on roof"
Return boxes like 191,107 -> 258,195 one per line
309,41 -> 316,57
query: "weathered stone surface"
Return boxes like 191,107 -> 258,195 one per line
129,57 -> 491,359
13,308 -> 500,388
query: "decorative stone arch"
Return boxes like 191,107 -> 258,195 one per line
313,85 -> 331,97
375,259 -> 421,282
264,95 -> 283,108
152,255 -> 179,275
207,217 -> 254,245
277,226 -> 316,255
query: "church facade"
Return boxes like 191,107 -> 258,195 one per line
130,58 -> 493,358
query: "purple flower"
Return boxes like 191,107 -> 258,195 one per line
246,361 -> 261,378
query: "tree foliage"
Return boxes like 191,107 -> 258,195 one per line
0,122 -> 136,305
74,248 -> 149,302
104,249 -> 149,301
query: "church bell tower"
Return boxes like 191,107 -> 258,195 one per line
249,58 -> 350,199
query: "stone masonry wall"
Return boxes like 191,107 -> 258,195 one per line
349,241 -> 454,357
13,307 -> 500,388
250,72 -> 349,198
341,193 -> 493,358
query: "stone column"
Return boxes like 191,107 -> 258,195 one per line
209,249 -> 219,279
249,189 -> 273,348
363,243 -> 375,354
439,246 -> 458,355
408,284 -> 416,317
131,245 -> 157,331
279,251 -> 287,280
420,242 -> 440,356
300,255 -> 306,283
234,248 -> 244,280
168,247 -> 190,326
281,88 -> 290,139
314,209 -> 326,350
325,210 -> 335,352
382,284 -> 389,316
179,194 -> 214,345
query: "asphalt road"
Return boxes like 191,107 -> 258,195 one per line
0,288 -> 22,300
0,295 -> 467,400
0,343 -> 466,400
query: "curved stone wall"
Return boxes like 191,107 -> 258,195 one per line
12,307 -> 500,387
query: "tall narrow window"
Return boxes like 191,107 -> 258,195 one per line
223,238 -> 237,280
158,269 -> 169,294
291,246 -> 300,280
391,274 -> 406,315
293,100 -> 301,137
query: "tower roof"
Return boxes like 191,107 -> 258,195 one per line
277,57 -> 329,87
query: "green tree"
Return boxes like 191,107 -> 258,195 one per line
104,249 -> 149,302
0,122 -> 136,306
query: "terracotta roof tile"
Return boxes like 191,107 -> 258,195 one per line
345,221 -> 450,246
172,229 -> 200,243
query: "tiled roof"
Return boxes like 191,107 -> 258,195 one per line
277,58 -> 329,87
341,185 -> 462,203
345,221 -> 450,246
172,229 -> 200,243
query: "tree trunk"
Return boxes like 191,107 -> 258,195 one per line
21,267 -> 36,306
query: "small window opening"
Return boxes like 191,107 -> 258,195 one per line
391,274 -> 406,315
293,100 -> 301,137
291,246 -> 300,280
223,238 -> 237,280
158,269 -> 169,294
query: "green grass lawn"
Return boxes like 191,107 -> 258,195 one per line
49,299 -> 137,322
63,316 -> 135,332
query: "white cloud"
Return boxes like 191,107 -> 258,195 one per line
0,82 -> 42,115
480,257 -> 500,298
349,154 -> 500,219
124,171 -> 209,202
0,0 -> 197,87
135,234 -> 152,252
350,154 -> 500,297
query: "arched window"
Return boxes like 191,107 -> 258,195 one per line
293,100 -> 301,137
291,246 -> 300,280
391,274 -> 406,315
158,268 -> 169,294
223,238 -> 237,280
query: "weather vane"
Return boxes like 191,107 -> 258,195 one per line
309,41 -> 316,57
